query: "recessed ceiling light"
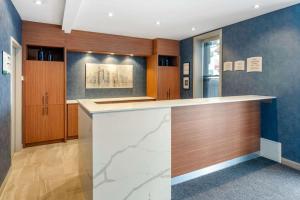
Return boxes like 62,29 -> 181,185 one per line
34,0 -> 43,5
254,4 -> 260,9
87,51 -> 92,54
108,12 -> 114,17
130,54 -> 134,57
156,21 -> 160,26
192,27 -> 196,31
110,53 -> 115,55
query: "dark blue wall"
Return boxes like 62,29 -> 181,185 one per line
180,4 -> 300,163
67,52 -> 147,100
0,0 -> 22,185
180,38 -> 194,99
222,5 -> 300,163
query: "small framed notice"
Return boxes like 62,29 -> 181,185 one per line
183,63 -> 190,75
2,51 -> 11,75
183,77 -> 189,89
234,60 -> 245,71
247,57 -> 262,72
223,62 -> 233,71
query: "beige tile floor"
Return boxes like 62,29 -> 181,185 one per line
0,140 -> 85,200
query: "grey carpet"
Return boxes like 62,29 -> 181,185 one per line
172,158 -> 300,200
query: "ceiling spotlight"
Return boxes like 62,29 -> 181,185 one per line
156,21 -> 161,26
34,0 -> 43,5
110,53 -> 115,55
87,51 -> 92,54
130,54 -> 134,57
192,27 -> 196,31
108,12 -> 114,17
254,4 -> 260,9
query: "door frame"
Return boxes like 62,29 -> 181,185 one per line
193,29 -> 223,98
10,37 -> 22,158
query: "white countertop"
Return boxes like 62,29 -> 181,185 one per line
66,96 -> 156,104
78,95 -> 275,114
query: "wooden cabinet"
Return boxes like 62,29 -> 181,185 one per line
147,39 -> 180,100
67,103 -> 78,139
24,60 -> 65,145
158,67 -> 180,100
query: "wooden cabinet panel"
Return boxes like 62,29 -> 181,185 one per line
67,104 -> 78,138
154,39 -> 179,56
45,62 -> 65,105
158,67 -> 180,100
24,106 -> 47,144
46,105 -> 65,140
24,60 -> 65,146
24,61 -> 46,106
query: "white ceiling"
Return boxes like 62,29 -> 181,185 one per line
12,0 -> 300,40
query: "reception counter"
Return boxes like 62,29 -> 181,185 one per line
78,95 -> 275,200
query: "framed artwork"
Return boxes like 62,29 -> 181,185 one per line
183,77 -> 189,89
183,62 -> 190,75
86,63 -> 133,89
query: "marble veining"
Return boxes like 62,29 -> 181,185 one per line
79,108 -> 171,200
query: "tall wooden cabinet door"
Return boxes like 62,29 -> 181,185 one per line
24,106 -> 47,143
45,62 -> 65,105
157,67 -> 170,100
24,61 -> 46,106
169,67 -> 180,99
46,105 -> 65,140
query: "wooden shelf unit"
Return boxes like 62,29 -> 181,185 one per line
23,45 -> 66,146
147,39 -> 180,100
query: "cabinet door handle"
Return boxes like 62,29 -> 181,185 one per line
42,107 -> 45,116
45,92 -> 48,105
42,95 -> 45,105
45,106 -> 48,115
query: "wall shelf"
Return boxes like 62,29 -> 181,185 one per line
27,45 -> 64,62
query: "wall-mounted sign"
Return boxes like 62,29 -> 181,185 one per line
2,51 -> 11,75
223,62 -> 233,71
247,57 -> 262,72
183,77 -> 189,89
183,63 -> 190,75
234,60 -> 245,71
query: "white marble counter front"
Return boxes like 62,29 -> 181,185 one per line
79,95 -> 275,114
66,96 -> 155,104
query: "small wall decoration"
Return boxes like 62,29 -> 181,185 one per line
223,62 -> 233,71
234,60 -> 245,71
183,62 -> 190,75
2,51 -> 11,75
86,63 -> 133,89
247,57 -> 262,72
183,77 -> 190,89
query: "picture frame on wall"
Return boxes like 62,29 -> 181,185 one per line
183,62 -> 190,75
183,77 -> 189,89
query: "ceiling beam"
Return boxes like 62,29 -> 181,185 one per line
62,0 -> 83,33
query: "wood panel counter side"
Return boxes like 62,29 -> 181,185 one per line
171,101 -> 261,177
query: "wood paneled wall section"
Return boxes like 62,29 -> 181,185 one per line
65,30 -> 153,56
171,101 -> 261,177
146,55 -> 158,98
22,21 -> 153,56
154,38 -> 179,56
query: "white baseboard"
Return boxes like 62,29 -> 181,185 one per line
260,138 -> 282,163
0,167 -> 11,199
282,158 -> 300,171
171,152 -> 260,185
